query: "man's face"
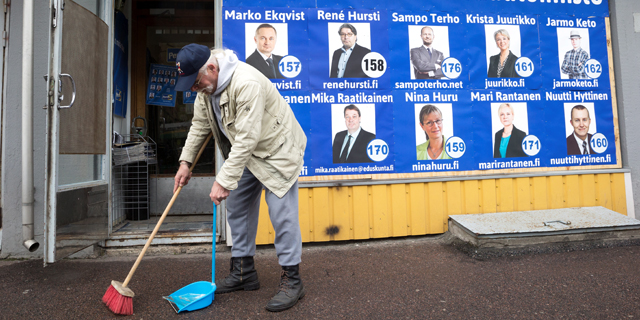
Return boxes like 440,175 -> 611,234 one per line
344,109 -> 361,133
191,64 -> 219,95
570,109 -> 591,140
571,37 -> 581,50
421,28 -> 434,46
255,27 -> 277,56
340,28 -> 357,49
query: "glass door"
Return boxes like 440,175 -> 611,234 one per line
44,0 -> 112,263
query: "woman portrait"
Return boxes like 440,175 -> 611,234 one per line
416,104 -> 452,160
487,29 -> 521,78
493,103 -> 528,158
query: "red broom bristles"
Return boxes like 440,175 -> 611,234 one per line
103,284 -> 133,315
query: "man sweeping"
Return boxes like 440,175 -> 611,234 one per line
172,44 -> 307,312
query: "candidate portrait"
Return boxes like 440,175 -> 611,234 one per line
564,103 -> 597,155
409,26 -> 450,80
415,104 -> 454,160
328,23 -> 371,78
485,25 -> 522,78
244,23 -> 288,79
332,104 -> 376,163
557,28 -> 591,80
492,103 -> 529,158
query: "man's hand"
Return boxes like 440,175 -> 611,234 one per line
210,181 -> 230,205
173,163 -> 192,193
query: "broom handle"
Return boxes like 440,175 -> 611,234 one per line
122,133 -> 213,288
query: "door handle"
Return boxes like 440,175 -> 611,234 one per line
58,73 -> 76,109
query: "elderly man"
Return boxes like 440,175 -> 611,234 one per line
332,104 -> 376,163
561,30 -> 590,79
410,27 -> 445,79
329,23 -> 371,78
245,24 -> 285,79
566,104 -> 595,155
173,44 -> 307,312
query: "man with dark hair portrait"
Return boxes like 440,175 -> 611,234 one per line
332,105 -> 376,163
566,104 -> 595,155
410,27 -> 445,79
330,23 -> 371,78
246,23 -> 285,79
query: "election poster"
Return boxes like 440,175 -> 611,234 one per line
146,64 -> 179,107
222,0 -> 618,178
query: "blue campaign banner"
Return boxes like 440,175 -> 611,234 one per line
309,90 -> 395,175
539,15 -> 610,91
308,8 -> 390,90
467,13 -> 542,90
543,90 -> 616,167
280,91 -> 313,176
113,11 -> 128,117
392,90 -> 474,173
146,64 -> 179,107
471,89 -> 546,170
183,90 -> 197,104
388,10 -> 469,90
222,7 -> 309,91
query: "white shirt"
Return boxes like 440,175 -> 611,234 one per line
574,132 -> 589,154
339,127 -> 361,159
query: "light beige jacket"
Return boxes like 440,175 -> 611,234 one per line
179,62 -> 307,198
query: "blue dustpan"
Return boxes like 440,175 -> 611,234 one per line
164,203 -> 217,313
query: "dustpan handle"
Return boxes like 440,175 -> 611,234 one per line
212,202 -> 216,283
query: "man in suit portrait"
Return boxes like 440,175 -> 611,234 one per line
246,24 -> 285,79
561,30 -> 590,79
330,23 -> 371,78
410,26 -> 445,79
567,104 -> 595,155
332,105 -> 376,163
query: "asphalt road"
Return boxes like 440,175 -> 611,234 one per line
1,236 -> 639,319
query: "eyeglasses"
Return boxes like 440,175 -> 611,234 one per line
192,73 -> 203,89
424,119 -> 443,127
340,32 -> 354,38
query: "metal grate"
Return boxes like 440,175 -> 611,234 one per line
112,135 -> 158,227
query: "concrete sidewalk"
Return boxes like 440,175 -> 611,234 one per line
1,235 -> 640,319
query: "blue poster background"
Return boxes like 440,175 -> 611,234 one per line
223,7 -> 310,90
222,0 -> 617,177
539,15 -> 610,91
146,64 -> 179,107
113,11 -> 128,117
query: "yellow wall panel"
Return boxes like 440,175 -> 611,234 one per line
371,185 -> 390,238
481,179 -> 497,214
409,183 -> 427,235
548,176 -> 564,209
352,186 -> 371,239
611,173 -> 627,215
331,187 -> 351,241
515,177 -> 532,211
580,175 -> 597,207
428,182 -> 445,233
565,175 -> 581,207
390,184 -> 409,237
532,176 -> 548,210
255,172 -> 627,244
497,178 -> 514,212
298,188 -> 311,243
312,187 -> 331,242
595,173 -> 613,210
463,180 -> 480,215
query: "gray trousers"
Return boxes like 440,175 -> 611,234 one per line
226,168 -> 302,266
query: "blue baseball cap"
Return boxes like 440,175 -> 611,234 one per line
175,44 -> 210,91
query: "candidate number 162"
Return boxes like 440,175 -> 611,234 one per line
363,59 -> 385,72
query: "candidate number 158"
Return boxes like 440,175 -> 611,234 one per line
363,59 -> 385,72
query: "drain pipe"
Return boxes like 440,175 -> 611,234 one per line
22,0 -> 38,252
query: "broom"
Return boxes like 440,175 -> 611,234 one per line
103,133 -> 213,315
